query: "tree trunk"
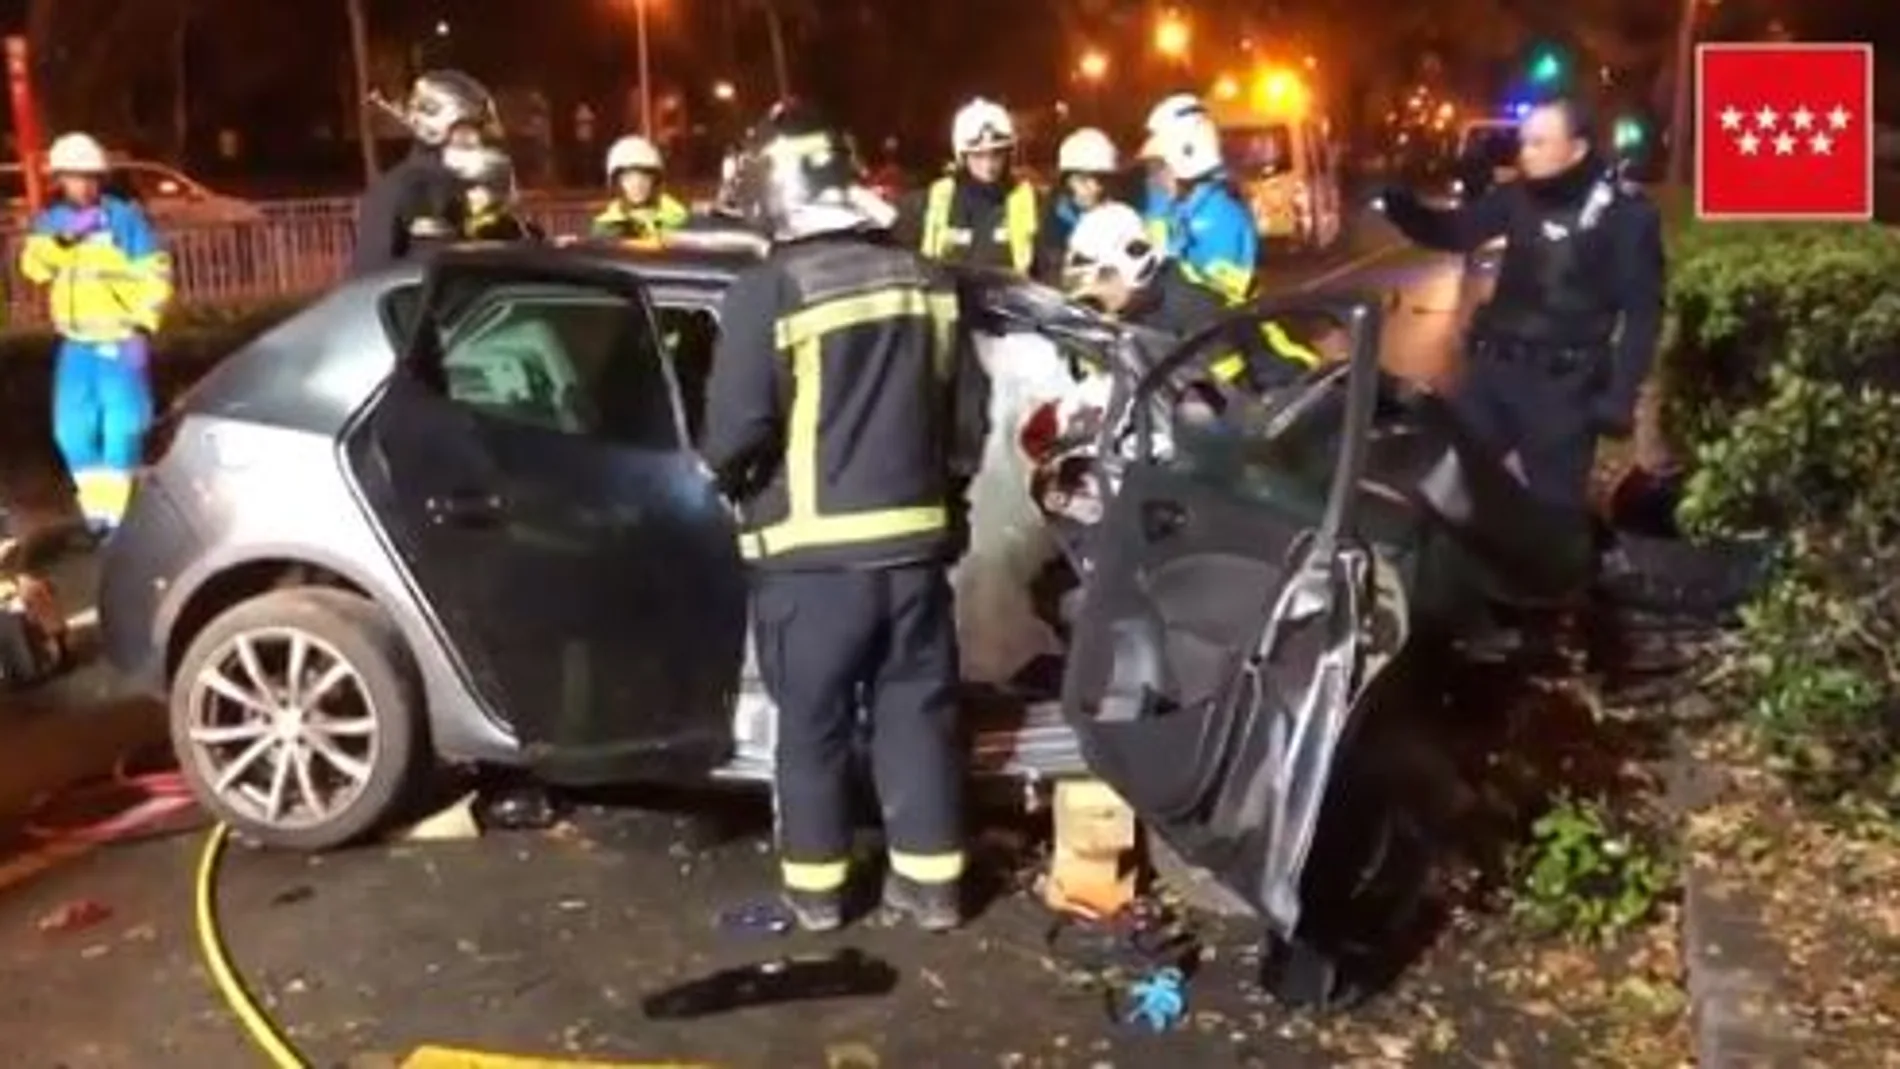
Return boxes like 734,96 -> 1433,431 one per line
762,1 -> 791,104
344,0 -> 379,183
1665,0 -> 1698,187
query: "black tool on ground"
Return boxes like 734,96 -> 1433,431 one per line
640,948 -> 898,1019
1044,898 -> 1200,975
472,781 -> 570,831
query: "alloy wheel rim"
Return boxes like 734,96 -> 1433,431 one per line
184,626 -> 379,830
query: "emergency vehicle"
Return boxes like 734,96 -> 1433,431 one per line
1206,68 -> 1343,253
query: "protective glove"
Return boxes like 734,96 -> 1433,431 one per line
55,206 -> 107,246
112,333 -> 151,375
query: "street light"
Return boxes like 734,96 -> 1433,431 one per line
1077,49 -> 1109,83
713,80 -> 736,102
1154,12 -> 1188,61
1213,75 -> 1240,101
434,19 -> 449,36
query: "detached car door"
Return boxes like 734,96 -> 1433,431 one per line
346,250 -> 748,784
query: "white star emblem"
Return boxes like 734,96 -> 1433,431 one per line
1810,132 -> 1832,154
1773,133 -> 1796,155
1755,106 -> 1779,129
1737,132 -> 1760,155
1719,106 -> 1744,130
1827,105 -> 1851,130
1791,107 -> 1815,130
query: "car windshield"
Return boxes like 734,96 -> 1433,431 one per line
1459,125 -> 1520,168
1221,126 -> 1294,176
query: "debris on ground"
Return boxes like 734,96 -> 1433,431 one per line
396,793 -> 480,842
34,898 -> 110,933
1120,965 -> 1188,1031
473,782 -> 570,832
715,900 -> 796,937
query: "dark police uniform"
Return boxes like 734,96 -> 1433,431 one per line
701,232 -> 986,923
1381,157 -> 1664,510
349,149 -> 468,274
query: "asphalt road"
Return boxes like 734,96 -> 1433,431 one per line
0,229 -> 1595,1069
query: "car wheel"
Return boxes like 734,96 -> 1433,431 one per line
1145,828 -> 1258,918
169,587 -> 423,851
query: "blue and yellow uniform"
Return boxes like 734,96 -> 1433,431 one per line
19,196 -> 172,530
1148,178 -> 1258,305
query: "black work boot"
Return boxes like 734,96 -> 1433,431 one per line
783,889 -> 844,933
882,875 -> 962,932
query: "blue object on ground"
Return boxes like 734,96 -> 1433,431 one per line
1122,966 -> 1187,1031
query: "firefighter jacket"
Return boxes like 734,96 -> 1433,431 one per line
591,193 -> 689,242
19,196 -> 172,343
899,173 -> 1039,274
1145,177 -> 1258,304
700,233 -> 988,571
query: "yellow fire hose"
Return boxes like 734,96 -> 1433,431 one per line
194,824 -> 708,1068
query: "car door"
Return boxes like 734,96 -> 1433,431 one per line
1060,296 -> 1406,936
346,250 -> 749,785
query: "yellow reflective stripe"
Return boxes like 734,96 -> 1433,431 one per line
920,177 -> 954,258
1145,216 -> 1169,248
75,470 -> 132,525
1204,261 -> 1254,304
772,288 -> 958,350
742,506 -> 948,559
1005,182 -> 1037,273
1210,353 -> 1248,382
1263,320 -> 1320,367
782,859 -> 849,892
888,850 -> 964,883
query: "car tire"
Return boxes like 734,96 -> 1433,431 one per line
169,587 -> 424,851
1145,828 -> 1258,918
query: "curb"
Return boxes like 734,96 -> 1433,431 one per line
1667,722 -> 1807,1067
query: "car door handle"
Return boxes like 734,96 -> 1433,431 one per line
1140,500 -> 1187,543
426,490 -> 504,528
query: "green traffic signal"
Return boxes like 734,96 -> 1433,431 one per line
1529,51 -> 1563,83
1614,118 -> 1645,148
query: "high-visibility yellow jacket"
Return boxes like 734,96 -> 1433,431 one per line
19,196 -> 173,343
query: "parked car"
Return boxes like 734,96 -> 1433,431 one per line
1,158 -> 264,229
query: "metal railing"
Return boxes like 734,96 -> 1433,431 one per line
1,193 -> 610,328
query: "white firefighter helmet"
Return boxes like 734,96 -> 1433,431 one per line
605,135 -> 664,180
951,98 -> 1016,155
1056,128 -> 1118,174
46,132 -> 109,175
1141,94 -> 1222,180
1064,203 -> 1163,292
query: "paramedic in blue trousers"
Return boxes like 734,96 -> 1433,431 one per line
18,132 -> 174,537
896,97 -> 1040,274
702,104 -> 990,933
1139,94 -> 1258,305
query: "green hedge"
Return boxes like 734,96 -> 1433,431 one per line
1660,220 -> 1900,801
0,301 -> 303,452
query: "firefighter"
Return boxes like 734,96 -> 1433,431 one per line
702,103 -> 987,933
1141,94 -> 1259,305
1031,127 -> 1120,285
1063,203 -> 1320,394
452,145 -> 543,241
1375,95 -> 1664,512
896,97 -> 1039,274
592,136 -> 689,241
18,132 -> 173,536
350,70 -> 501,274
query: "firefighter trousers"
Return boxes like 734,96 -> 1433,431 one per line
752,563 -> 964,894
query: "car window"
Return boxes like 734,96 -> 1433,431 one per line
1222,126 -> 1294,176
653,305 -> 719,444
424,275 -> 679,450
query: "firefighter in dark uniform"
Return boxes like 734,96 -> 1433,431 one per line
702,104 -> 988,933
1376,96 -> 1665,512
894,97 -> 1040,274
349,70 -> 502,274
452,145 -> 543,241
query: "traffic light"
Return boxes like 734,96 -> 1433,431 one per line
1528,48 -> 1564,85
1613,117 -> 1645,149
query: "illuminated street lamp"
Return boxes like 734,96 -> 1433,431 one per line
434,19 -> 449,36
1153,11 -> 1189,61
713,80 -> 736,102
1213,75 -> 1240,101
1077,49 -> 1109,83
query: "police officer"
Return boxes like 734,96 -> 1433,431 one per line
702,104 -> 987,933
1031,128 -> 1120,284
1141,94 -> 1259,305
1376,96 -> 1664,513
592,135 -> 690,240
897,97 -> 1040,274
350,70 -> 501,274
